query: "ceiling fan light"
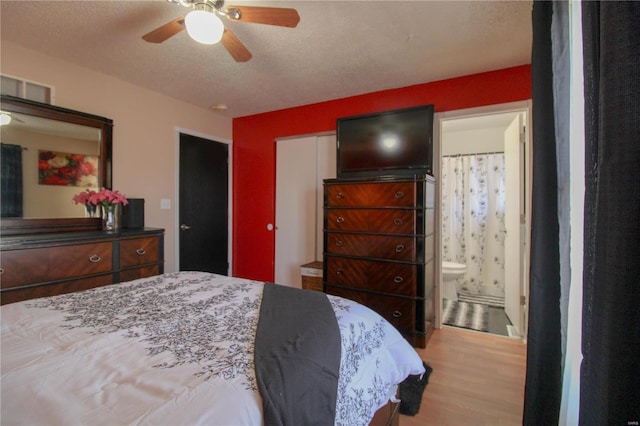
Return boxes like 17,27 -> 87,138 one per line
185,10 -> 224,45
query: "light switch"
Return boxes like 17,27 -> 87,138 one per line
160,199 -> 171,210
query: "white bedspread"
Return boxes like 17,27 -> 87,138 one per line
1,271 -> 424,425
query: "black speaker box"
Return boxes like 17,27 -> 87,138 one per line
122,198 -> 145,229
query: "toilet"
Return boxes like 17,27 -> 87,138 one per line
442,261 -> 467,301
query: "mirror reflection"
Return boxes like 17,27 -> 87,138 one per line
0,96 -> 111,222
1,112 -> 101,218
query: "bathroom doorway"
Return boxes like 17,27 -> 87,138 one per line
436,101 -> 531,339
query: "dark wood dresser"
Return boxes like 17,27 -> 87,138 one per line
0,228 -> 164,305
323,176 -> 436,348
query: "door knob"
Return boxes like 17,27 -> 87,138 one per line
180,224 -> 191,231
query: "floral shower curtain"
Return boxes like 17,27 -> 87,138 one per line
441,153 -> 506,299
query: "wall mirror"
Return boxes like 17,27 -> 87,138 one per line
0,95 -> 112,235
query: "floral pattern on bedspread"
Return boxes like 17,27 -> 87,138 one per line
27,271 -> 262,391
328,295 -> 410,426
6,272 -> 424,426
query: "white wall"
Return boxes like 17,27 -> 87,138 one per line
441,126 -> 506,156
1,41 -> 233,273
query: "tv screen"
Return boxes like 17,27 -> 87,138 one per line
336,105 -> 434,178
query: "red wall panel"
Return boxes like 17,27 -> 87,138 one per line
232,65 -> 531,281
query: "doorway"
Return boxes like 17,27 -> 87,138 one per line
436,101 -> 531,339
178,132 -> 230,275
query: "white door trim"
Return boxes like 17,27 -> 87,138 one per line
434,100 -> 532,339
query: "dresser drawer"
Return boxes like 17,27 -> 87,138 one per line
323,177 -> 434,348
1,228 -> 164,306
326,257 -> 416,297
327,209 -> 416,234
1,242 -> 112,288
326,233 -> 416,261
325,285 -> 368,306
1,248 -> 49,288
326,209 -> 369,232
49,243 -> 113,278
0,275 -> 114,305
326,181 -> 417,207
325,285 -> 416,335
367,293 -> 416,335
120,237 -> 160,268
326,257 -> 368,287
120,265 -> 160,283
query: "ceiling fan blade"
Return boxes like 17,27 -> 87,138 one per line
226,6 -> 300,28
221,26 -> 252,62
142,17 -> 185,43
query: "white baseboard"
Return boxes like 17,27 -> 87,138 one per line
506,325 -> 520,338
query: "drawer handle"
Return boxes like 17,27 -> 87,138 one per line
136,248 -> 146,256
336,216 -> 345,224
394,191 -> 405,199
89,254 -> 102,263
392,311 -> 403,318
336,268 -> 344,275
393,276 -> 404,283
393,218 -> 404,226
0,268 -> 3,275
395,244 -> 405,253
336,192 -> 345,199
335,240 -> 344,247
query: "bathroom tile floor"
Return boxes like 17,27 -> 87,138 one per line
487,306 -> 512,336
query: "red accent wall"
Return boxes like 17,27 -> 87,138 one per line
232,65 -> 531,281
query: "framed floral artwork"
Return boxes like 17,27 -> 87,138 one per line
38,150 -> 99,187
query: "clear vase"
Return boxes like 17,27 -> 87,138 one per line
101,203 -> 121,231
84,203 -> 98,218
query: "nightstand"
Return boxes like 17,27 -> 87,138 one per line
300,261 -> 323,291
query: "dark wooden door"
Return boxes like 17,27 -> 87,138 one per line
179,133 -> 228,274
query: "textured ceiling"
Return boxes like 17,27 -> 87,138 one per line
0,0 -> 532,118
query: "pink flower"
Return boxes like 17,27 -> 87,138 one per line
73,188 -> 128,206
72,189 -> 97,205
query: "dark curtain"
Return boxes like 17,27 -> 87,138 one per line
523,2 -> 563,425
580,2 -> 640,424
0,143 -> 24,217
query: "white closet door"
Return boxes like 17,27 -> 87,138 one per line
316,135 -> 337,260
275,136 -> 317,287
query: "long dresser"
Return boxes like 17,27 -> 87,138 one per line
323,175 -> 436,348
0,228 -> 164,305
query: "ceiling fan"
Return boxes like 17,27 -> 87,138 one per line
142,0 -> 300,62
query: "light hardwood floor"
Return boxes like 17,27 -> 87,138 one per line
400,326 -> 527,426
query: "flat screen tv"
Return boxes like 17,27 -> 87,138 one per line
336,105 -> 434,178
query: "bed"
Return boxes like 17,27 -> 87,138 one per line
1,271 -> 425,425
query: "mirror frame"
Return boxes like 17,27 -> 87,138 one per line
0,95 -> 113,235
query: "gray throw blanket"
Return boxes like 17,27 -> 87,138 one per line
254,283 -> 341,426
